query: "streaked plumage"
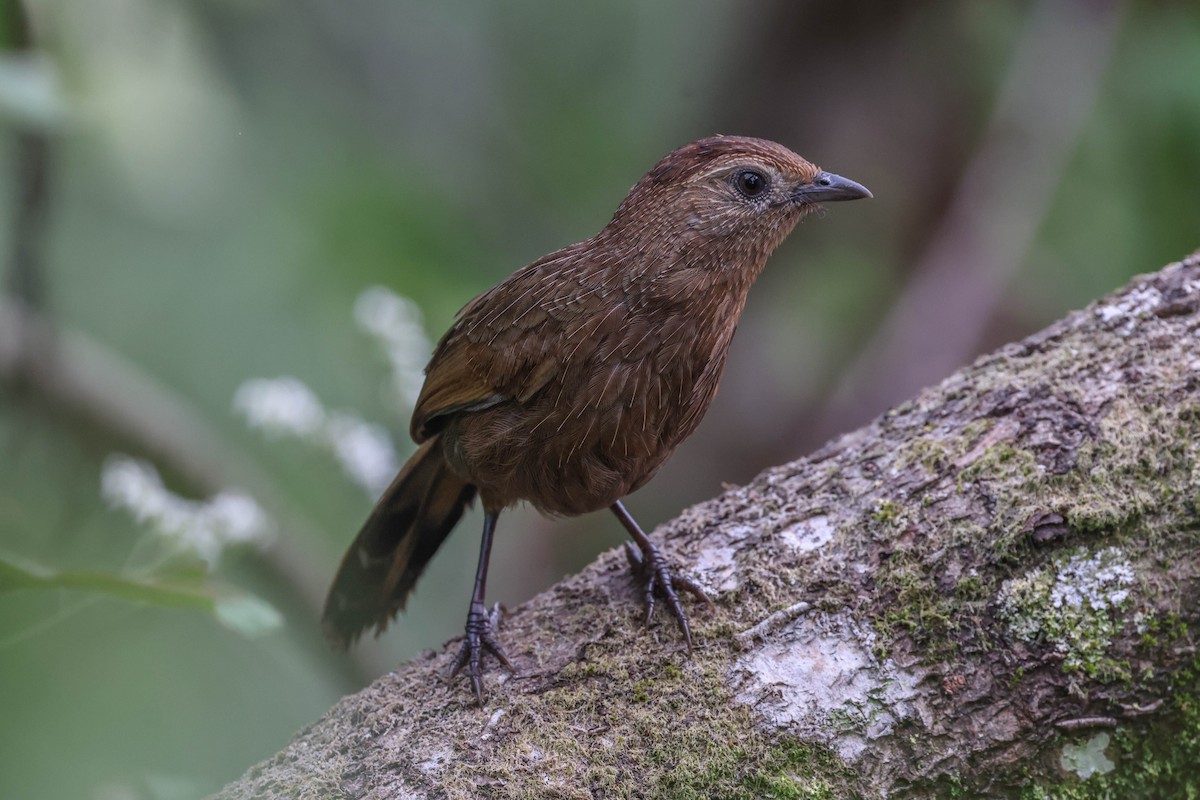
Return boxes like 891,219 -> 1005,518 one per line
323,136 -> 870,701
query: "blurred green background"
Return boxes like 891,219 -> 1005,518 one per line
1,0 -> 1197,796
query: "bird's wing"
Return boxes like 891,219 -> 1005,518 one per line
410,243 -> 624,442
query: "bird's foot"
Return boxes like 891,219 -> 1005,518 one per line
623,541 -> 713,651
448,601 -> 512,705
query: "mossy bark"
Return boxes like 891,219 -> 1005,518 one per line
213,252 -> 1200,800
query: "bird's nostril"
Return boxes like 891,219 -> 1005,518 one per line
818,175 -> 832,186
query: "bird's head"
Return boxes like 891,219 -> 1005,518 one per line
606,135 -> 870,274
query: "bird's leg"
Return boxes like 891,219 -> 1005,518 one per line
448,511 -> 512,704
611,500 -> 713,651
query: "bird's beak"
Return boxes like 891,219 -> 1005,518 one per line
792,171 -> 872,203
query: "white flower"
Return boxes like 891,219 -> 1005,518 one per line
101,454 -> 273,563
233,376 -> 400,497
232,288 -> 427,497
232,377 -> 325,438
324,412 -> 400,496
354,286 -> 431,409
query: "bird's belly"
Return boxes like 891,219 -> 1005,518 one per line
442,404 -> 665,516
443,373 -> 713,516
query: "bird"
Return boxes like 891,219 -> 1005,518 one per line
322,135 -> 871,703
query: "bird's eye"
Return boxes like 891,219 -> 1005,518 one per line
733,169 -> 769,199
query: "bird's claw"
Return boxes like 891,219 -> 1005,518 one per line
448,601 -> 512,705
623,541 -> 713,651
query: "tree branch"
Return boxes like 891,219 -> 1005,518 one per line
216,251 -> 1200,798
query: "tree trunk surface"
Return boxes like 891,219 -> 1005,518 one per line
213,252 -> 1200,800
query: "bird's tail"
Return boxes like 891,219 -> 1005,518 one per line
322,437 -> 476,649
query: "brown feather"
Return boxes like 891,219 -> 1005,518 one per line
322,437 -> 475,647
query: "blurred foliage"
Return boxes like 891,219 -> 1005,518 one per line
0,0 -> 1197,797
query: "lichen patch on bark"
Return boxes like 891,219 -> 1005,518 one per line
731,611 -> 922,763
1000,546 -> 1136,676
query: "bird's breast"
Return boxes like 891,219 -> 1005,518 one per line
446,298 -> 739,516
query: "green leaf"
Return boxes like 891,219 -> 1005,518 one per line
0,553 -> 282,638
0,553 -> 212,610
213,594 -> 284,637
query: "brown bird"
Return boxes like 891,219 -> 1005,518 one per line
323,135 -> 870,702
